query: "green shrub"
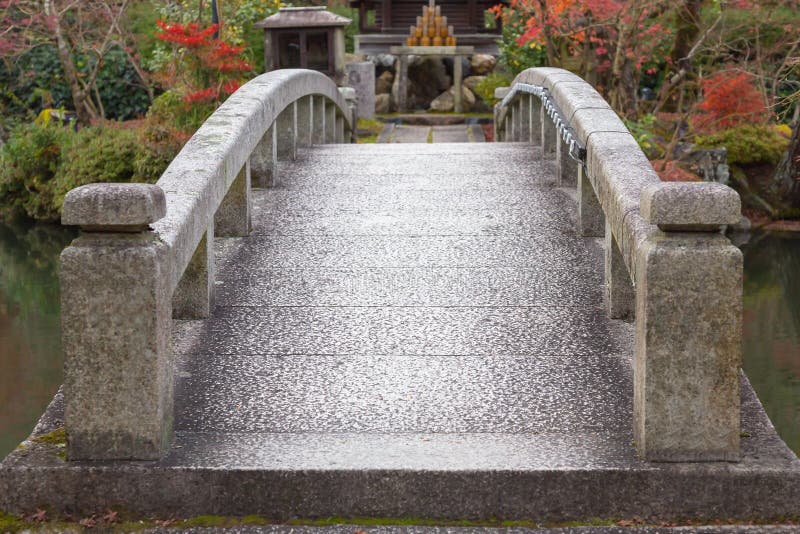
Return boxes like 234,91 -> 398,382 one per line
51,126 -> 141,214
0,123 -> 147,222
696,124 -> 790,165
0,123 -> 72,220
132,90 -> 211,183
625,114 -> 664,159
474,72 -> 514,106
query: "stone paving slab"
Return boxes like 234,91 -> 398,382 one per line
173,305 -> 622,357
213,235 -> 603,269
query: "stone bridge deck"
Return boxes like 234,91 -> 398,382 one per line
4,141 -> 800,521
170,142 -> 635,466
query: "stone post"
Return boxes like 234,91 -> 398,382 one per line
250,126 -> 277,188
215,162 -> 252,236
453,56 -> 463,113
577,165 -> 604,236
556,134 -> 579,187
325,102 -> 336,143
604,220 -> 633,321
518,96 -> 531,143
173,220 -> 215,319
345,62 -> 375,119
296,95 -> 313,149
397,55 -> 409,113
635,182 -> 743,461
276,101 -> 297,161
510,99 -> 519,141
313,96 -> 326,145
60,183 -> 173,460
493,88 -> 510,143
529,95 -> 542,145
340,86 -> 358,144
541,109 -> 557,159
335,115 -> 345,144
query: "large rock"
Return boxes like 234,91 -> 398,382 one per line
392,57 -> 451,110
370,53 -> 396,68
463,75 -> 486,95
375,93 -> 393,114
429,85 -> 476,112
376,70 -> 394,95
470,54 -> 497,75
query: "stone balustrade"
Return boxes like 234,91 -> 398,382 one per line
59,70 -> 356,461
495,68 -> 743,462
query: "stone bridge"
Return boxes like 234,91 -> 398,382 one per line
2,68 -> 799,523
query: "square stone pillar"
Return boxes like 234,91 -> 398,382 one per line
503,116 -> 510,143
346,62 -> 375,119
325,103 -> 336,144
215,162 -> 252,236
556,134 -> 579,187
577,165 -> 604,237
541,111 -> 557,159
604,220 -> 634,321
634,234 -> 742,461
313,96 -> 326,145
518,96 -> 531,143
250,126 -> 277,188
276,102 -> 297,161
60,183 -> 173,461
335,115 -> 345,144
296,95 -> 313,148
173,220 -> 215,319
635,182 -> 743,461
510,100 -> 520,141
530,95 -> 542,145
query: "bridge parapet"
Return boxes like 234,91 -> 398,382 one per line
495,68 -> 743,462
59,70 -> 355,461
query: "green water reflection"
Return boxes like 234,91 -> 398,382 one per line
0,221 -> 75,458
741,231 -> 800,454
0,224 -> 798,458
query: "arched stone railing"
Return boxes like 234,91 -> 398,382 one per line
495,68 -> 743,462
58,70 -> 356,461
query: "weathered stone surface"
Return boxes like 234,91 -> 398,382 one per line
375,93 -> 393,114
346,62 -> 375,119
469,53 -> 496,75
172,221 -> 215,320
634,233 -> 742,461
62,183 -> 166,231
375,70 -> 394,94
429,85 -> 476,112
494,86 -> 510,100
463,75 -> 485,94
60,232 -> 173,460
641,182 -> 741,232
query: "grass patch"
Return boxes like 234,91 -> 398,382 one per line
357,118 -> 384,144
0,511 -> 26,533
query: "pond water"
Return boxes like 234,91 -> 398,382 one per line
0,224 -> 798,459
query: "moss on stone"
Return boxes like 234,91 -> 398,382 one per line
32,427 -> 67,446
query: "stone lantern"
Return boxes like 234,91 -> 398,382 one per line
255,7 -> 351,84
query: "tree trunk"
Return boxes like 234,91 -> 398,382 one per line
772,123 -> 800,207
609,13 -> 640,120
44,0 -> 95,125
537,0 -> 556,66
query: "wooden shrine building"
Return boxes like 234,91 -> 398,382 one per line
349,0 -> 506,54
